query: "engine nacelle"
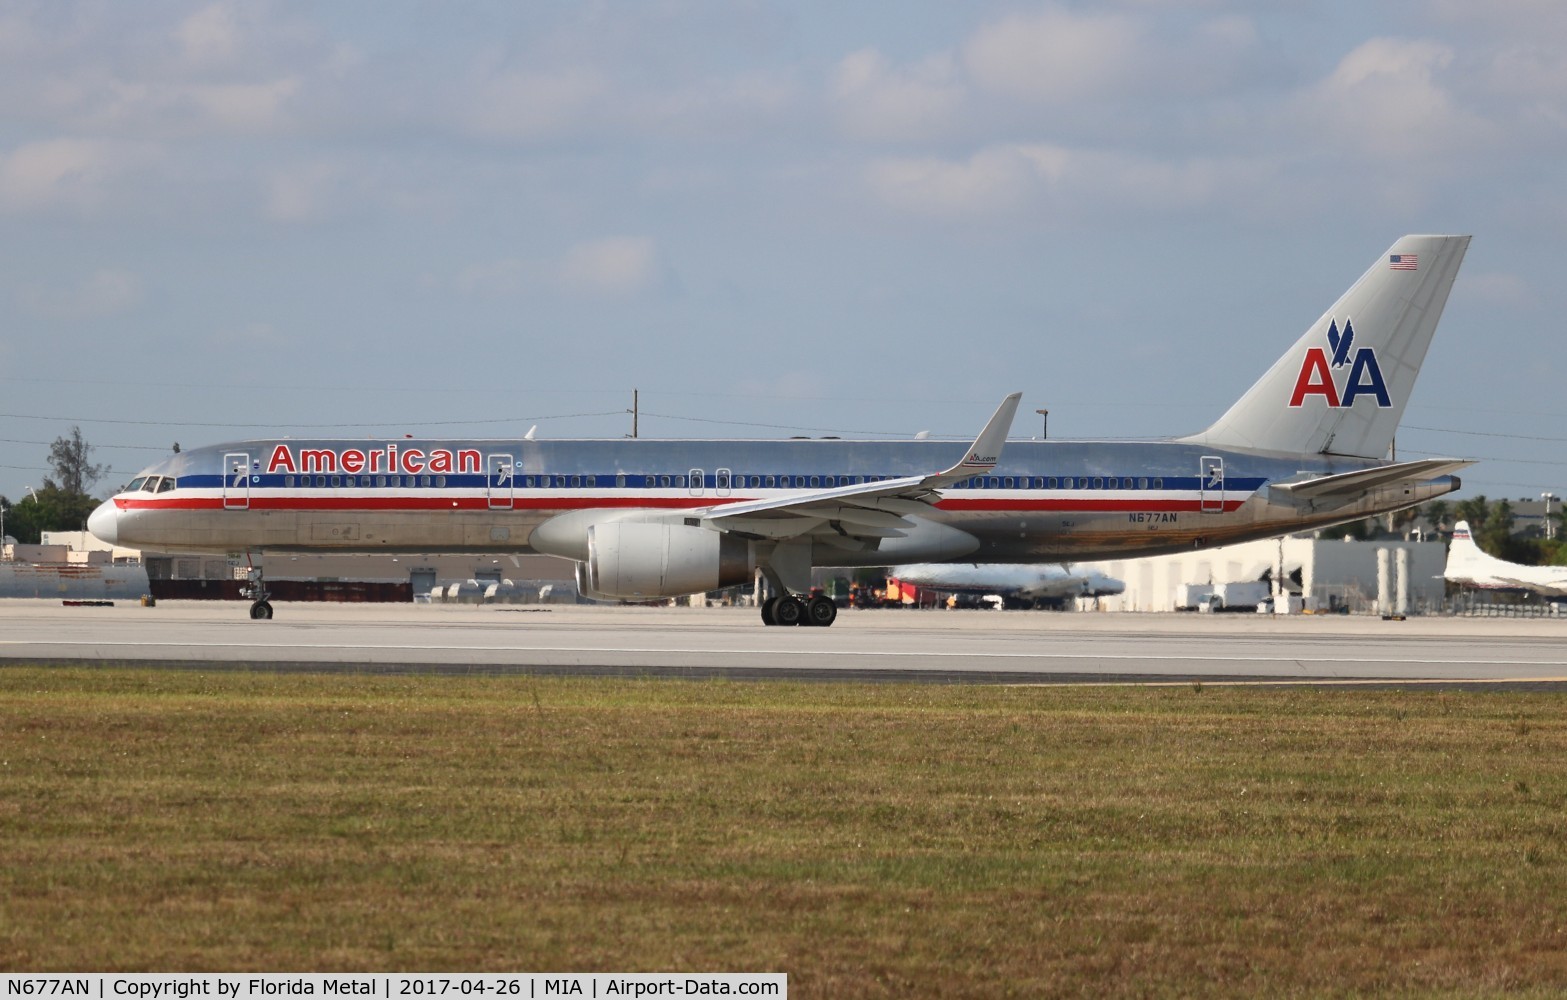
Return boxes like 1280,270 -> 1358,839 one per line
584,521 -> 755,600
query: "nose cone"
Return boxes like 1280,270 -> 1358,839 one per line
88,500 -> 120,546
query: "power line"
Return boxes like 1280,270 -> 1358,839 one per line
0,410 -> 626,430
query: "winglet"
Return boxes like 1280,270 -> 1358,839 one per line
937,392 -> 1021,480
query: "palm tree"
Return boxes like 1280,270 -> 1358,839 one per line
1455,496 -> 1489,534
1424,499 -> 1450,533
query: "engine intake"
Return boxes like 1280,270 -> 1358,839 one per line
583,522 -> 755,600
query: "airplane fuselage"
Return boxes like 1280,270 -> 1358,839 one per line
96,436 -> 1459,564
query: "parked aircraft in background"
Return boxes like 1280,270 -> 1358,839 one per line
90,235 -> 1472,627
891,562 -> 1124,608
1444,521 -> 1567,596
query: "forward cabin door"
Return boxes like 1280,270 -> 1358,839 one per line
488,455 -> 514,510
1200,456 -> 1225,513
223,452 -> 251,510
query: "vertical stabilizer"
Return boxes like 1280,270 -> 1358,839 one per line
1183,235 -> 1469,458
1446,520 -> 1493,573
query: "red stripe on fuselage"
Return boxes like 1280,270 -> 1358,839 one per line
116,495 -> 1246,514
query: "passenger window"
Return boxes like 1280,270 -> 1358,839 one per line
421,475 -> 432,487
316,476 -> 326,488
376,476 -> 386,487
825,476 -> 835,487
435,476 -> 446,487
586,475 -> 595,487
331,476 -> 341,488
346,477 -> 356,487
1092,477 -> 1103,489
572,476 -> 581,488
1004,477 -> 1014,488
810,476 -> 820,488
1138,478 -> 1148,489
616,475 -> 626,488
285,476 -> 295,488
1154,477 -> 1164,489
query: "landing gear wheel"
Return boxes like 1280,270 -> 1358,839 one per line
772,596 -> 805,627
249,601 -> 274,620
805,595 -> 838,627
761,597 -> 778,626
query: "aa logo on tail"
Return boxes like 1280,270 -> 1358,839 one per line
1287,318 -> 1391,408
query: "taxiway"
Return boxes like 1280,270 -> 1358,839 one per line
4,600 -> 1566,685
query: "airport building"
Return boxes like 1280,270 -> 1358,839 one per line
1087,534 -> 1447,614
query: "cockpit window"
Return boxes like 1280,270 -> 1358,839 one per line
125,477 -> 148,492
154,477 -> 176,493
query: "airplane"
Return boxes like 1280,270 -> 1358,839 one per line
90,234 -> 1473,627
890,562 -> 1125,608
1443,520 -> 1567,596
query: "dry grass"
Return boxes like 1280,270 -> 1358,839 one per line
2,668 -> 1566,997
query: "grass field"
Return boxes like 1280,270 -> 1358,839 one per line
2,668 -> 1565,997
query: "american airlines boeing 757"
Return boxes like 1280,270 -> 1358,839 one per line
91,235 -> 1473,625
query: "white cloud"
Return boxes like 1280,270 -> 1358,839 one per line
461,68 -> 608,140
18,268 -> 143,321
0,139 -> 149,214
864,143 -> 1267,220
1295,38 -> 1490,158
266,160 -> 345,223
177,2 -> 241,67
558,237 -> 658,296
865,147 -> 1041,218
455,258 -> 534,297
962,6 -> 1147,103
832,48 -> 964,141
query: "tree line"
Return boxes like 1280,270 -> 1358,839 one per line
1,427 -> 107,544
1337,497 -> 1567,567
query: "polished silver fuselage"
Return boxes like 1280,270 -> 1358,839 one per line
97,436 -> 1458,565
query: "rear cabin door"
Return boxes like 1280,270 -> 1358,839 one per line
1200,455 -> 1225,513
488,455 -> 514,510
223,452 -> 250,510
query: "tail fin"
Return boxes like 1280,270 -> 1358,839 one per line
1447,520 -> 1492,570
1183,235 -> 1470,458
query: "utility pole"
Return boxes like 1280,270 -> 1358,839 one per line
1035,408 -> 1049,440
1543,492 -> 1558,541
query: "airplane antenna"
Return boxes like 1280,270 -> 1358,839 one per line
627,389 -> 639,438
914,430 -> 930,440
524,426 -> 537,441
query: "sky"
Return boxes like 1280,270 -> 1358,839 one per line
2,0 -> 1564,505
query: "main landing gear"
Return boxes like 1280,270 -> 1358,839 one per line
242,563 -> 274,620
760,593 -> 838,627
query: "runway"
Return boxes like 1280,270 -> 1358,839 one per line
4,599 -> 1567,685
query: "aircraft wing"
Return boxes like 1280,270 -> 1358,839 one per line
1269,458 -> 1473,503
1480,571 -> 1567,596
700,392 -> 1021,541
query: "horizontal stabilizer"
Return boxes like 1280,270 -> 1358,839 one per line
1270,458 -> 1472,501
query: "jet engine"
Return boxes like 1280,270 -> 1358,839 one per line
579,521 -> 755,601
